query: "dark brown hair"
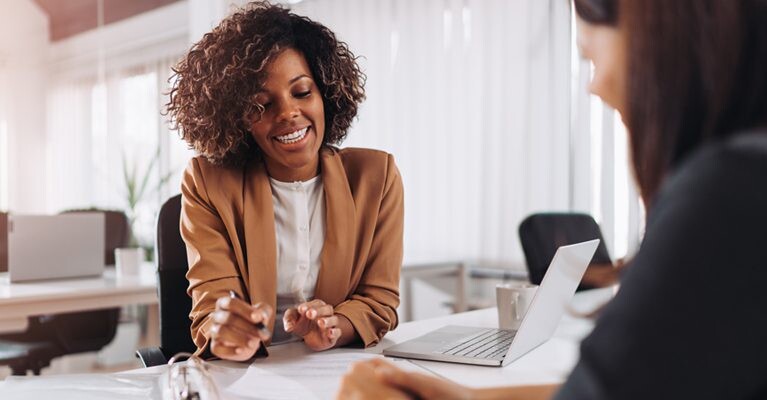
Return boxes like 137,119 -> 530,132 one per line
166,1 -> 365,167
574,0 -> 767,206
573,0 -> 617,25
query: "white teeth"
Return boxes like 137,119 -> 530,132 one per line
275,127 -> 308,144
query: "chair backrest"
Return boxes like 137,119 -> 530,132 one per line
60,209 -> 131,265
0,212 -> 7,272
518,212 -> 612,289
156,194 -> 196,357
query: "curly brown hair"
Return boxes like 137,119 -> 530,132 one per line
166,1 -> 366,167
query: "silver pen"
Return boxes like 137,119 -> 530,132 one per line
229,290 -> 271,339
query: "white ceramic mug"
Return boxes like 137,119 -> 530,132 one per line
496,282 -> 539,330
115,247 -> 143,278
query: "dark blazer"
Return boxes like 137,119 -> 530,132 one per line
556,131 -> 767,400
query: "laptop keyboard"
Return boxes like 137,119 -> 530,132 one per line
435,328 -> 516,359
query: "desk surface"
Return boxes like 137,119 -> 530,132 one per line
0,287 -> 614,400
0,262 -> 157,333
381,288 -> 609,388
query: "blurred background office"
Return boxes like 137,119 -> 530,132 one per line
0,0 -> 642,375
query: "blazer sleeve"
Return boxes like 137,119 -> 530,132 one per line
180,159 -> 245,355
334,154 -> 404,347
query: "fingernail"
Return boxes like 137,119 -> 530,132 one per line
236,347 -> 244,354
308,310 -> 316,318
251,312 -> 260,321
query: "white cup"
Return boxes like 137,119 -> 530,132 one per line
115,247 -> 143,278
496,282 -> 539,330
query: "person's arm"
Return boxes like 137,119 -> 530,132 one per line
581,258 -> 626,287
473,385 -> 559,400
337,358 -> 558,400
181,158 -> 269,359
333,154 -> 404,347
555,146 -> 767,399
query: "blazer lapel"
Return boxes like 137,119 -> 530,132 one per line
314,148 -> 356,306
242,159 -> 278,332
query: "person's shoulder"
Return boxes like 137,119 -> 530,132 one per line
183,155 -> 246,195
324,147 -> 401,192
652,130 -> 767,221
328,146 -> 398,178
334,147 -> 394,168
668,131 -> 767,192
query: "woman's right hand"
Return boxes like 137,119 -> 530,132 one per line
209,295 -> 272,361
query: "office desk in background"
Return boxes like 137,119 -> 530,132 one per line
0,262 -> 158,334
0,287 -> 614,399
400,260 -> 529,322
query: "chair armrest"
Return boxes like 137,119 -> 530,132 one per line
135,347 -> 167,367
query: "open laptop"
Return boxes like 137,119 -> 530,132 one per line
8,214 -> 105,282
383,239 -> 599,367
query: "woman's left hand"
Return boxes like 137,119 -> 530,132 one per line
284,299 -> 342,351
338,359 -> 473,400
337,359 -> 413,400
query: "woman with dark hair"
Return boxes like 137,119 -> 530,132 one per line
168,1 -> 403,361
337,0 -> 767,398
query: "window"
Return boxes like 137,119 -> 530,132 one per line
0,119 -> 7,211
47,58 -> 191,248
570,11 -> 644,260
0,66 -> 7,211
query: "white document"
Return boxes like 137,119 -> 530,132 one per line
0,349 -> 433,400
218,349 -> 379,400
0,372 -> 163,400
207,347 -> 430,400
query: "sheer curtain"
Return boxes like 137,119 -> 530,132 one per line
46,56 -> 185,247
41,0 -> 641,265
293,0 -> 572,268
0,67 -> 8,211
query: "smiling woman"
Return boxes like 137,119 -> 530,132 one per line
166,0 -> 404,364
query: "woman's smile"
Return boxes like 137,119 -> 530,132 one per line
274,126 -> 310,145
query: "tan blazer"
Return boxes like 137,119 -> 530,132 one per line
180,147 -> 403,354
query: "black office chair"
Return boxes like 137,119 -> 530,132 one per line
0,210 -> 126,375
136,194 -> 197,367
518,212 -> 613,291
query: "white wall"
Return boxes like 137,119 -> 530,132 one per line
0,0 -> 49,213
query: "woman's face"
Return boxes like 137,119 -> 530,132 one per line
249,47 -> 325,182
576,16 -> 627,115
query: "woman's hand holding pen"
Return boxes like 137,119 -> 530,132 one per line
284,299 -> 344,351
209,293 -> 273,361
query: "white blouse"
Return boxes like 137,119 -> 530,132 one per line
269,175 -> 326,343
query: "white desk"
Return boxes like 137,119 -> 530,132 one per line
0,262 -> 158,333
0,287 -> 614,399
400,261 -> 470,321
379,287 -> 611,388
